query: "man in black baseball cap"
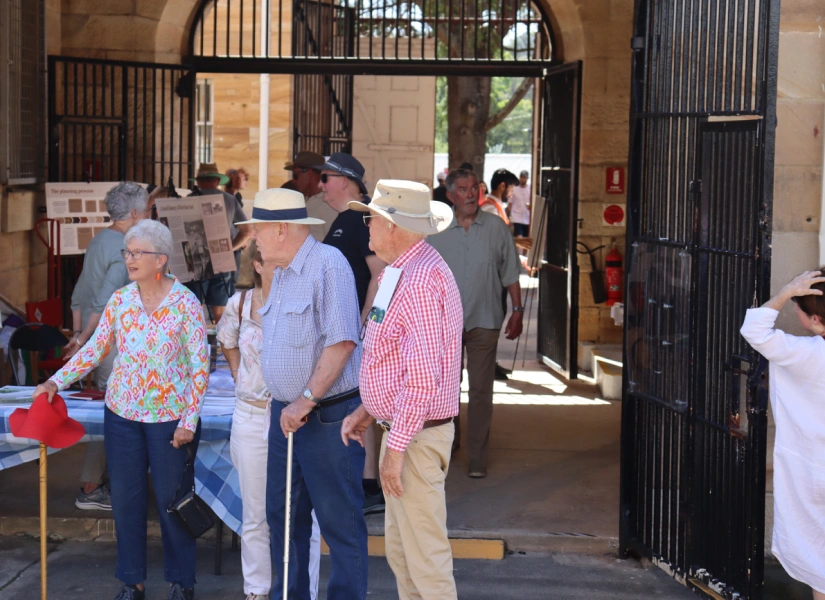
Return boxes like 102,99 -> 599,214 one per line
319,152 -> 387,516
318,152 -> 369,195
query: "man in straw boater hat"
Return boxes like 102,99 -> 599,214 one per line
238,187 -> 369,599
187,162 -> 250,322
341,180 -> 462,600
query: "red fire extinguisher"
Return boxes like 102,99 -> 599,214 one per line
605,246 -> 623,306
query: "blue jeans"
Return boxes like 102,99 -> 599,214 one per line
267,398 -> 368,600
104,407 -> 202,588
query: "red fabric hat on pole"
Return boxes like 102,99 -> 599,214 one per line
9,394 -> 85,449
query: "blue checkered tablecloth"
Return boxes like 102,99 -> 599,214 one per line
0,382 -> 244,535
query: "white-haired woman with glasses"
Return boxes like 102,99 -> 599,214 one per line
65,181 -> 149,511
34,219 -> 209,600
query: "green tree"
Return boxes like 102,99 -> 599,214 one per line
435,76 -> 533,156
357,0 -> 544,176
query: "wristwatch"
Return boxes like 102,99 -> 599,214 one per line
513,306 -> 525,313
302,388 -> 320,404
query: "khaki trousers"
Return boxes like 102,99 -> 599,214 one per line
381,423 -> 457,600
454,327 -> 500,463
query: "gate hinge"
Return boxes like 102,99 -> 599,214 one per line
631,36 -> 645,50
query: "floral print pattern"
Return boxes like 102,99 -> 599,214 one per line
50,277 -> 209,431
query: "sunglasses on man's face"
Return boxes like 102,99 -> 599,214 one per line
320,173 -> 347,184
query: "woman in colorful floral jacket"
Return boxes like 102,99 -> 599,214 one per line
34,219 -> 209,600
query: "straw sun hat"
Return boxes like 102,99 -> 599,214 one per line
348,179 -> 453,236
236,187 -> 326,226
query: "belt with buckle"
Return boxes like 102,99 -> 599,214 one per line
378,417 -> 453,433
310,388 -> 359,412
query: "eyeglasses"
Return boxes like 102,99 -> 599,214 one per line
292,168 -> 310,180
362,214 -> 379,227
320,173 -> 347,184
121,249 -> 164,260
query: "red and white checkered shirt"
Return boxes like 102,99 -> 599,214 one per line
360,240 -> 463,452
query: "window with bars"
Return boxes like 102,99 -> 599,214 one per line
195,79 -> 214,167
0,0 -> 45,184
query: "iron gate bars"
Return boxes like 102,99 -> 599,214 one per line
620,0 -> 779,598
537,62 -> 581,379
48,56 -> 196,189
292,1 -> 355,156
187,0 -> 555,76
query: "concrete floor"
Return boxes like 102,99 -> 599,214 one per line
0,536 -> 698,600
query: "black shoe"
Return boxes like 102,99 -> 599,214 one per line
114,585 -> 145,600
166,583 -> 194,600
494,363 -> 510,380
363,490 -> 386,515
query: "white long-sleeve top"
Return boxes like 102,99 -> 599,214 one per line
740,307 -> 825,593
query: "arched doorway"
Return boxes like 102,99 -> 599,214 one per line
185,0 -> 583,379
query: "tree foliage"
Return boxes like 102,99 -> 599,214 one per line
435,76 -> 533,155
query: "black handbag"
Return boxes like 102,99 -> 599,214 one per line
167,444 -> 215,539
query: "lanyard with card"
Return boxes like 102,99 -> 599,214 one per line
367,266 -> 402,324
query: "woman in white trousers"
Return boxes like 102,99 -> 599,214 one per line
218,241 -> 321,600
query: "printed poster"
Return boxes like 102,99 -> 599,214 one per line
155,196 -> 236,283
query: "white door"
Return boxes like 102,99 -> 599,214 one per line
352,74 -> 436,195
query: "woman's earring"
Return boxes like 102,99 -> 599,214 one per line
156,271 -> 162,281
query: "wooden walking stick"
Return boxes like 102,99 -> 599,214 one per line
283,431 -> 294,599
39,442 -> 48,600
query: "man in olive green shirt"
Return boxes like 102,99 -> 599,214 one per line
428,168 -> 524,478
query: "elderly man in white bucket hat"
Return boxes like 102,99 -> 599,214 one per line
239,187 -> 369,599
341,180 -> 463,600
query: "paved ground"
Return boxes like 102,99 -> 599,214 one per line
0,536 -> 700,600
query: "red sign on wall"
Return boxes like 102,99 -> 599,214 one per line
606,167 -> 625,194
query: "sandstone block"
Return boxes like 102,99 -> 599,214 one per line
777,31 -> 825,100
772,165 -> 822,233
579,129 -> 630,164
775,100 -> 825,166
575,0 -> 612,23
581,21 -> 631,59
578,306 -> 600,342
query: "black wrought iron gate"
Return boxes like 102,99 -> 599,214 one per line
292,0 -> 354,156
538,62 -> 581,379
48,56 -> 196,187
620,1 -> 779,598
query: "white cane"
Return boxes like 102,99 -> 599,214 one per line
283,430 -> 294,599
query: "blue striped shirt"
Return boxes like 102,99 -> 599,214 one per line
260,235 -> 362,403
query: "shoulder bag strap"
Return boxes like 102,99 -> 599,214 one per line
238,289 -> 248,327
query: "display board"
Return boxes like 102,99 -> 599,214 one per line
155,196 -> 235,283
45,182 -> 115,255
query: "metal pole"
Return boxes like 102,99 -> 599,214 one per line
282,431 -> 294,599
39,442 -> 47,600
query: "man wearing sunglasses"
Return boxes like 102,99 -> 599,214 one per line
284,151 -> 337,241
319,152 -> 388,517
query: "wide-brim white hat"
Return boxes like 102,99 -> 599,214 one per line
236,187 -> 325,225
347,179 -> 453,235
